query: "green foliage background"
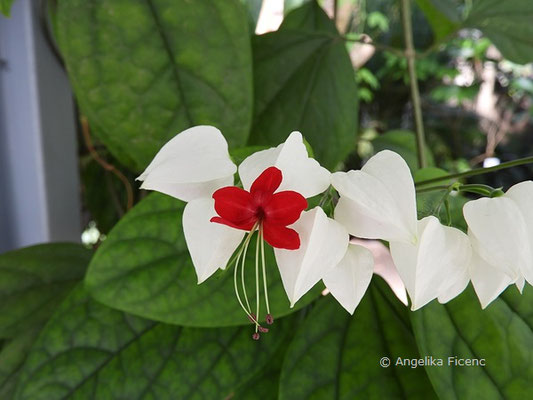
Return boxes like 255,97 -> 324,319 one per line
1,0 -> 533,398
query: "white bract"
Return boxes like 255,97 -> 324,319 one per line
332,150 -> 475,310
331,150 -> 418,244
275,207 -> 350,307
322,242 -> 374,314
390,216 -> 471,310
463,181 -> 533,308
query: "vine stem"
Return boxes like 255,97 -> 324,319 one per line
401,0 -> 427,169
415,156 -> 533,187
80,116 -> 134,211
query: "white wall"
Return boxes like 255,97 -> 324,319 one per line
0,0 -> 80,252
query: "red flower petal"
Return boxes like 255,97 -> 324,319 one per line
262,223 -> 301,250
210,216 -> 256,231
263,191 -> 307,226
250,167 -> 282,197
212,186 -> 256,225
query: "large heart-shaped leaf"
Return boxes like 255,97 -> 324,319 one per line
0,243 -> 92,338
85,193 -> 321,327
56,0 -> 253,170
14,286 -> 291,400
250,2 -> 358,169
279,278 -> 437,399
0,243 -> 92,397
464,0 -> 533,64
412,286 -> 533,399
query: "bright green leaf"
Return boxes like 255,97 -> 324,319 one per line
0,243 -> 92,338
412,285 -> 533,399
0,0 -> 15,17
284,0 -> 312,15
279,279 -> 437,399
14,286 -> 292,400
250,3 -> 358,169
56,0 -> 253,171
85,193 -> 321,327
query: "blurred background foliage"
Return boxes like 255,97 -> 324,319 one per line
1,0 -> 533,399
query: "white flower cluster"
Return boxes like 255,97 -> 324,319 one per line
138,126 -> 532,314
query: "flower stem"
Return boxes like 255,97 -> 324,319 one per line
415,156 -> 533,187
401,0 -> 427,169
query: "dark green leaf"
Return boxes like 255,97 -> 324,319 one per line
0,243 -> 92,338
280,1 -> 336,34
465,0 -> 533,64
56,0 -> 253,170
14,286 -> 291,400
0,329 -> 41,399
241,0 -> 263,29
412,285 -> 533,399
415,0 -> 459,40
279,279 -> 437,399
372,130 -> 434,172
85,193 -> 321,327
250,3 -> 358,169
0,0 -> 15,17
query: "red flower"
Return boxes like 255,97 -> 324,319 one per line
210,167 -> 307,250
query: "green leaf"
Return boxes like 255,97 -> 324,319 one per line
415,168 -> 467,230
279,1 -> 336,34
241,0 -> 263,29
14,286 -> 292,400
56,0 -> 253,171
0,243 -> 91,397
0,329 -> 41,399
0,243 -> 92,338
464,0 -> 533,64
415,0 -> 459,40
250,3 -> 358,169
85,193 -> 321,327
0,0 -> 15,17
284,0 -> 312,15
412,285 -> 533,399
279,279 -> 437,399
371,130 -> 434,172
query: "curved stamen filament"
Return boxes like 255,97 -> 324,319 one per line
260,228 -> 271,316
232,226 -> 260,328
255,227 -> 261,334
240,231 -> 252,313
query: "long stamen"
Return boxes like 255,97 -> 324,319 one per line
260,228 -> 271,316
255,227 -> 261,334
260,229 -> 274,325
232,229 -> 260,327
240,230 -> 253,313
